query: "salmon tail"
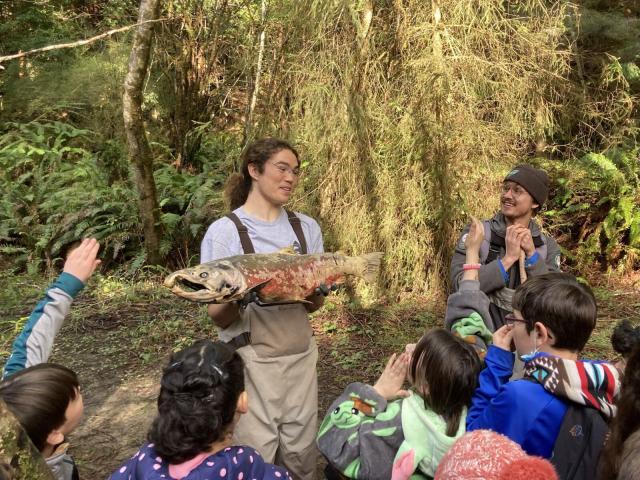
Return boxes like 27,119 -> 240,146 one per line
353,252 -> 383,283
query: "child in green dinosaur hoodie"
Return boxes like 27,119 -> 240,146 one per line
317,328 -> 482,480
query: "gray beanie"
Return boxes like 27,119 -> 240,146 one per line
504,165 -> 549,206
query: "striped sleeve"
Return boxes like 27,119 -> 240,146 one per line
2,272 -> 85,379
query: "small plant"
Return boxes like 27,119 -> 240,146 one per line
543,145 -> 640,271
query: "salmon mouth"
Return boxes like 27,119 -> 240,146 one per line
177,278 -> 208,293
164,272 -> 243,303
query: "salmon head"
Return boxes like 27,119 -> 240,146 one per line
163,260 -> 252,303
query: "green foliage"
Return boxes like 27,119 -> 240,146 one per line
543,144 -> 640,270
0,121 -> 233,271
1,0 -> 640,287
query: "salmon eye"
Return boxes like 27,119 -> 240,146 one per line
199,272 -> 208,278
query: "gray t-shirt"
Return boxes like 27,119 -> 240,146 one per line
200,207 -> 324,350
200,207 -> 324,261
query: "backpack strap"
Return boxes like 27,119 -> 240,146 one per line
285,209 -> 308,254
226,213 -> 255,254
485,223 -> 503,264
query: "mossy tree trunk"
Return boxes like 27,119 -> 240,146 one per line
0,399 -> 55,480
123,0 -> 163,265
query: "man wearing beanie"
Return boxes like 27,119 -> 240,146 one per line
449,165 -> 561,335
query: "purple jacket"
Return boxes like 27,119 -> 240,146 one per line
109,443 -> 291,480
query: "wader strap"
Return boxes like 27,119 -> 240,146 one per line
226,332 -> 251,350
485,229 -> 504,264
285,209 -> 308,254
226,213 -> 255,254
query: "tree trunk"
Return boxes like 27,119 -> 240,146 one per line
0,399 -> 55,480
242,0 -> 268,148
123,0 -> 163,265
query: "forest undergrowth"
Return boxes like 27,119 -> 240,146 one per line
0,267 -> 637,478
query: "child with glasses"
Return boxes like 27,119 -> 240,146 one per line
445,218 -> 634,473
109,340 -> 291,480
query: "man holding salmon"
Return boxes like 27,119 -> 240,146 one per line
200,138 -> 324,480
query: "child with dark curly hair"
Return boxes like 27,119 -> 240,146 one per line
109,340 -> 291,480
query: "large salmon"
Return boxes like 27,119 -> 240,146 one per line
164,247 -> 383,304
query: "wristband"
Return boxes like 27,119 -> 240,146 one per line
462,263 -> 481,271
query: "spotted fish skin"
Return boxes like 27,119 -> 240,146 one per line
164,249 -> 383,304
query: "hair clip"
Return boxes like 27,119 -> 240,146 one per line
168,361 -> 183,370
212,365 -> 225,377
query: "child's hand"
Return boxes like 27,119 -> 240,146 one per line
492,324 -> 514,351
464,216 -> 484,261
403,344 -> 416,382
404,343 -> 416,357
64,238 -> 101,283
373,352 -> 410,400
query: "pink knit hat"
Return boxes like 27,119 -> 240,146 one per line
434,430 -> 558,480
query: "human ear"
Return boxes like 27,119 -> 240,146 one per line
236,391 -> 248,415
46,429 -> 64,448
534,322 -> 551,347
532,202 -> 540,210
247,163 -> 260,181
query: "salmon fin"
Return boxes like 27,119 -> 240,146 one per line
277,245 -> 298,255
355,252 -> 383,282
248,279 -> 272,291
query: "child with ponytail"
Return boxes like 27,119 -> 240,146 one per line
109,340 -> 290,480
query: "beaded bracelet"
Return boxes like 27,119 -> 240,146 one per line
462,263 -> 482,271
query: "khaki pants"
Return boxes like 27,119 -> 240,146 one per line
234,338 -> 319,480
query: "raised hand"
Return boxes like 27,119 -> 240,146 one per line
503,225 -> 526,269
63,238 -> 101,283
464,216 -> 485,263
519,229 -> 536,257
373,352 -> 411,400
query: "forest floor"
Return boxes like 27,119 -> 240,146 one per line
1,269 -> 639,479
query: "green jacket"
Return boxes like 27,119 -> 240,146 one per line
317,383 -> 465,480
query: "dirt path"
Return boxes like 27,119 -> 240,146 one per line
30,275 -> 640,478
50,289 -> 428,479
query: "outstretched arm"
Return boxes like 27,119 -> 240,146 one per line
3,239 -> 100,378
447,218 -> 494,352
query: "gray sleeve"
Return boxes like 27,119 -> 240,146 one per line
200,218 -> 239,263
444,280 -> 494,331
317,383 -> 403,479
3,273 -> 85,379
300,214 -> 324,254
451,225 -> 506,294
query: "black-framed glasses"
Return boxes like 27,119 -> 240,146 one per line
504,314 -> 528,327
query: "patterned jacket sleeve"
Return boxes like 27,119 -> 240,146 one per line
317,383 -> 405,479
3,272 -> 85,379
